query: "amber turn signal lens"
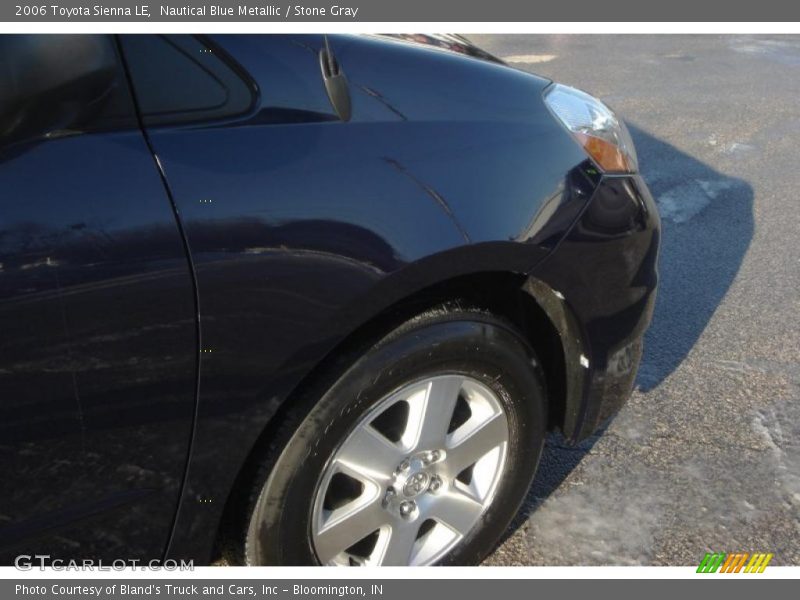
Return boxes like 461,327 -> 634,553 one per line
574,132 -> 634,173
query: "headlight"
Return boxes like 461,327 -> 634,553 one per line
544,84 -> 638,174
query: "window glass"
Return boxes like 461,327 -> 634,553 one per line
0,35 -> 136,147
120,35 -> 256,125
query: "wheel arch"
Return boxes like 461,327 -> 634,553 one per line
212,262 -> 575,562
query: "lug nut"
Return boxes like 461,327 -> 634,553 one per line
423,450 -> 441,464
399,500 -> 415,518
410,473 -> 426,492
397,459 -> 410,473
429,476 -> 442,493
383,488 -> 396,507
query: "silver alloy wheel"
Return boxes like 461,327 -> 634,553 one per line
311,374 -> 509,566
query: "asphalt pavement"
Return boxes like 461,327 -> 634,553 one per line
467,34 -> 800,566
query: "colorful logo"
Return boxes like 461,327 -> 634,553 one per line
697,552 -> 773,573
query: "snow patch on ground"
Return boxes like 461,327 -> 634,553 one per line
752,404 -> 800,506
731,38 -> 800,66
655,179 -> 734,223
503,54 -> 557,63
525,457 -> 668,565
522,376 -> 800,564
722,142 -> 757,155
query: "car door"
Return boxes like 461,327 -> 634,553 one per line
0,35 -> 196,562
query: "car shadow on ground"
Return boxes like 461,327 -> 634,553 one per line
494,124 -> 754,553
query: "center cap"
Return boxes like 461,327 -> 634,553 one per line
402,471 -> 430,497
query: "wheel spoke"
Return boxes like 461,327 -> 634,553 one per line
405,376 -> 464,450
428,489 -> 484,535
314,495 -> 387,564
377,522 -> 420,566
446,412 -> 508,476
335,425 -> 403,484
311,374 -> 511,566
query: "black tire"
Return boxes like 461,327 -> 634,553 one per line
242,307 -> 546,565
